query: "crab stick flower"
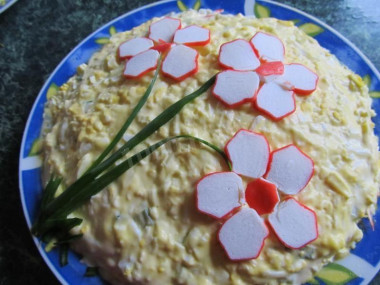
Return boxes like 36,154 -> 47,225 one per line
212,32 -> 318,120
118,17 -> 211,81
196,129 -> 318,261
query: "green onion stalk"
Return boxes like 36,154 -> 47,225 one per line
32,66 -> 230,255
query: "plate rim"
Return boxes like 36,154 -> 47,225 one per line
18,0 -> 380,284
0,0 -> 18,14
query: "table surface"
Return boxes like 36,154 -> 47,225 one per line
0,0 -> 379,284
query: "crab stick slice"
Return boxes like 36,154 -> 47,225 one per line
218,39 -> 260,71
245,178 -> 279,215
254,82 -> 295,121
225,129 -> 270,179
250,32 -> 285,62
268,198 -> 318,249
162,45 -> 198,81
173,25 -> 210,46
212,70 -> 260,107
218,208 -> 269,261
148,17 -> 181,43
265,145 -> 314,195
276,64 -> 318,95
256,61 -> 284,77
196,172 -> 244,219
151,40 -> 173,53
118,37 -> 154,60
123,49 -> 160,79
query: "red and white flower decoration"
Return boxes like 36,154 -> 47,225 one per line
118,17 -> 211,81
212,32 -> 319,121
196,129 -> 318,261
118,17 -> 321,261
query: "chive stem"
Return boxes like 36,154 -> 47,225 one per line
40,75 -> 216,220
31,75 -> 227,251
87,57 -> 162,171
44,134 -> 228,220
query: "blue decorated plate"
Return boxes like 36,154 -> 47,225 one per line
19,0 -> 380,284
0,0 -> 18,14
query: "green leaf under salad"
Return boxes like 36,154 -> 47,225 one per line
193,0 -> 201,10
177,0 -> 188,11
109,26 -> 117,36
95,37 -> 110,45
46,83 -> 59,99
370,91 -> 380,98
28,138 -> 43,156
254,3 -> 270,18
315,263 -> 357,285
362,74 -> 371,88
299,23 -> 324,37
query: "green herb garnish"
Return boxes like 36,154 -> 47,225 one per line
32,71 -> 228,256
34,74 -> 216,223
40,176 -> 62,209
35,134 -> 228,232
88,57 -> 161,171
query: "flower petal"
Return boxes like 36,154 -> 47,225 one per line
123,49 -> 160,78
218,208 -> 269,260
173,25 -> 210,46
268,198 -> 318,249
212,70 -> 260,107
162,45 -> 199,81
225,129 -> 270,179
196,172 -> 243,219
254,82 -> 295,121
250,32 -> 285,62
276,64 -> 319,95
218,39 -> 260,71
265,144 -> 314,195
148,17 -> 181,42
118,37 -> 154,59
